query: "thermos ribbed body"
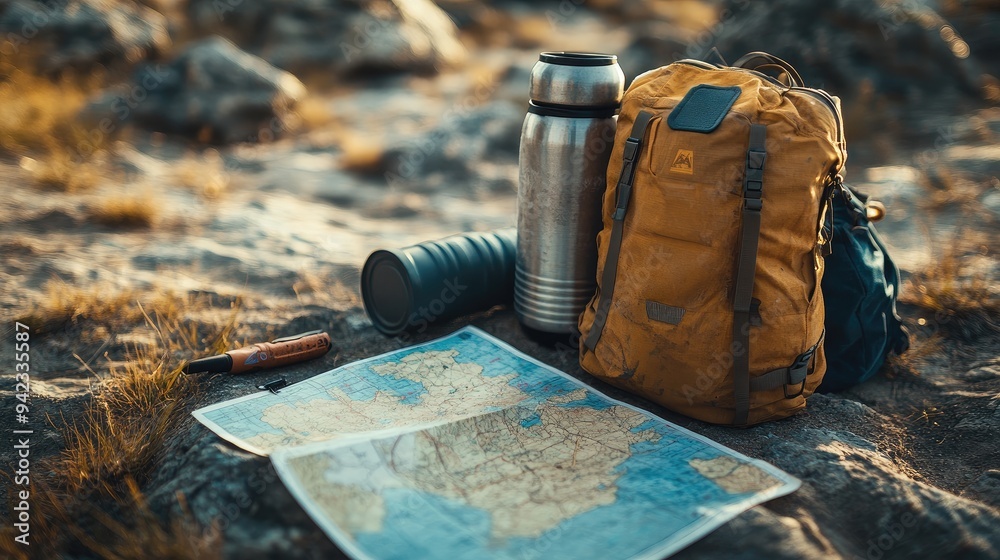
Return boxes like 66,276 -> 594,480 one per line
516,113 -> 616,332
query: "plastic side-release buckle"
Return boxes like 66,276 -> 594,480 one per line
743,150 -> 765,210
613,137 -> 642,221
784,346 -> 816,398
622,136 -> 640,161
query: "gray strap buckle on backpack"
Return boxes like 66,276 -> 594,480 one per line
612,122 -> 648,220
748,330 -> 826,398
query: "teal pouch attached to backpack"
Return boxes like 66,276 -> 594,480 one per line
819,183 -> 909,392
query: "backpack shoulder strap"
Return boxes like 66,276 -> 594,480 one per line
732,123 -> 767,425
584,110 -> 655,351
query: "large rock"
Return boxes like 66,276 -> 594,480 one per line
186,0 -> 467,76
710,0 -> 984,102
0,0 -> 170,74
964,470 -> 1000,509
88,36 -> 307,144
763,427 -> 1000,559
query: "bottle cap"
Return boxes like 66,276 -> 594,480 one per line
361,249 -> 418,336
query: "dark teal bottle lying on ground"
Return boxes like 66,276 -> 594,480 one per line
361,228 -> 517,336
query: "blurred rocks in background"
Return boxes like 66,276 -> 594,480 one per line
376,100 -> 522,193
433,0 -> 501,32
619,21 -> 698,84
711,0 -> 983,102
939,0 -> 1000,101
0,0 -> 170,74
185,0 -> 467,77
940,0 -> 1000,69
7,0 -> 1000,147
85,37 -> 307,144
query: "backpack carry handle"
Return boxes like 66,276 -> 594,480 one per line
733,52 -> 803,88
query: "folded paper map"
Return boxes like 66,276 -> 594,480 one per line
194,326 -> 799,559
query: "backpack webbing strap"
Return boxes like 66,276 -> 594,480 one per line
749,330 -> 824,395
584,110 -> 655,351
733,123 -> 767,425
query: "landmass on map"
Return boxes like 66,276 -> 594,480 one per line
689,456 -> 782,494
284,398 -> 660,540
194,346 -> 539,455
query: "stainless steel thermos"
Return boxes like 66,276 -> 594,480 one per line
515,52 -> 625,334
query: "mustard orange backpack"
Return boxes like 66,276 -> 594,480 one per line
578,52 -> 846,426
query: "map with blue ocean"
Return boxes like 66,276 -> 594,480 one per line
195,327 -> 799,559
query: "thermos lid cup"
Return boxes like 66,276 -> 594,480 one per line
538,52 -> 618,66
529,51 -> 624,109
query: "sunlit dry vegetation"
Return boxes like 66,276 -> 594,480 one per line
0,60 -> 96,153
18,152 -> 103,192
1,295 -> 240,559
901,243 -> 999,341
0,57 -> 113,194
336,132 -> 389,175
89,193 -> 161,228
19,280 -> 181,334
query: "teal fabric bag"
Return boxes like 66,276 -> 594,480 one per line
819,183 -> 909,392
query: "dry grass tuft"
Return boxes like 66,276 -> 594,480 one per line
59,344 -> 190,496
1,59 -> 113,196
915,165 -> 991,211
21,280 -> 183,334
1,476 -> 223,560
55,297 -> 241,497
0,61 -> 97,155
174,149 -> 231,199
20,153 -> 103,192
1,296 -> 240,559
885,332 -> 943,378
901,250 -> 999,341
292,268 -> 329,302
293,268 -> 362,308
89,193 -> 160,228
295,96 -> 336,131
0,59 -> 110,186
0,479 -> 79,560
337,134 -> 388,175
163,296 -> 244,357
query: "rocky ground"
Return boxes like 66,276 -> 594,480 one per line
0,0 -> 998,559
